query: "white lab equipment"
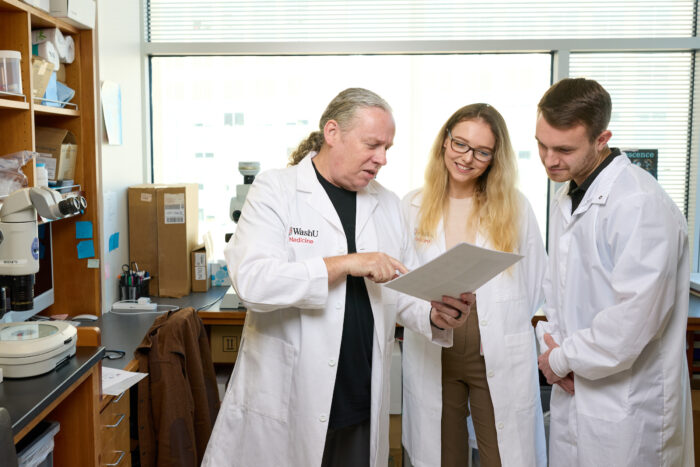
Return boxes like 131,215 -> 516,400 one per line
0,321 -> 76,378
0,186 -> 86,311
221,161 -> 260,310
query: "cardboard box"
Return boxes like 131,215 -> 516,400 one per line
22,0 -> 50,12
210,325 -> 243,363
156,184 -> 198,297
128,185 -> 159,295
34,126 -> 77,180
191,244 -> 210,292
128,184 -> 199,298
30,56 -> 54,99
49,0 -> 95,29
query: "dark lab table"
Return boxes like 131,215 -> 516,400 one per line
0,346 -> 104,437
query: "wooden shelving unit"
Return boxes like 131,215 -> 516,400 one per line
34,104 -> 80,117
0,0 -> 101,318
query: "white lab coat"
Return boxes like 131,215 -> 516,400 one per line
400,189 -> 548,467
536,154 -> 694,466
202,154 -> 452,467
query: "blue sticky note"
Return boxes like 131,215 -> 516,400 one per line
76,221 -> 93,239
108,232 -> 119,252
77,240 -> 95,259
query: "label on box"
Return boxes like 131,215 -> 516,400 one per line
163,193 -> 185,224
222,334 -> 240,353
195,266 -> 206,281
194,251 -> 206,267
140,193 -> 152,202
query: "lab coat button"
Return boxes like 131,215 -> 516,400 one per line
487,370 -> 494,377
336,302 -> 342,310
480,319 -> 487,326
319,414 -> 328,422
497,422 -> 504,429
329,359 -> 336,366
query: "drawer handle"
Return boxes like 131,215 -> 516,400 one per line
104,413 -> 125,428
112,392 -> 126,404
105,450 -> 126,466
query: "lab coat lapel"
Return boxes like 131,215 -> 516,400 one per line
356,184 -> 379,240
572,155 -> 627,216
296,154 -> 344,234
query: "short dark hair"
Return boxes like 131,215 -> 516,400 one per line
537,78 -> 612,142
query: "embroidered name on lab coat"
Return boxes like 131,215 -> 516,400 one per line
289,226 -> 319,244
414,230 -> 432,245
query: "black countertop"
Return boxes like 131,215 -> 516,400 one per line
0,346 -> 104,436
95,286 -> 229,370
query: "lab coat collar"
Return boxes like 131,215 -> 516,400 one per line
553,154 -> 629,220
296,152 -> 380,234
572,154 -> 629,215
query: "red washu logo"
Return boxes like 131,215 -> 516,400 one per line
289,226 -> 319,244
414,229 -> 432,245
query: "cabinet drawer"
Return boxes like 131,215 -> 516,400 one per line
100,391 -> 131,466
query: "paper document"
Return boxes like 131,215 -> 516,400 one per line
102,366 -> 147,396
384,242 -> 523,302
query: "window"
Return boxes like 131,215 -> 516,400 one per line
569,52 -> 693,216
151,54 -> 551,250
146,1 -> 700,269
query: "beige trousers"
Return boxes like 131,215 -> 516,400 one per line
441,307 -> 502,467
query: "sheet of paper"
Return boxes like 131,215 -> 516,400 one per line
384,242 -> 523,302
102,366 -> 147,396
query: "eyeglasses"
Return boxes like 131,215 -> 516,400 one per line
447,129 -> 493,162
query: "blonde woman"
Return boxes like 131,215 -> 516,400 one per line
401,104 -> 547,467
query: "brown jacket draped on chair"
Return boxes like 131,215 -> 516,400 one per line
135,307 -> 220,466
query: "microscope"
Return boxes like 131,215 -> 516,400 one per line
0,186 -> 86,313
221,162 -> 260,309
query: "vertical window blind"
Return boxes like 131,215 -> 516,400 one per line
146,0 -> 695,42
570,52 -> 693,215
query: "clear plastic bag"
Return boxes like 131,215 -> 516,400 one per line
0,151 -> 32,196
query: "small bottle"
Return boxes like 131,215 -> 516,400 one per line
36,162 -> 49,187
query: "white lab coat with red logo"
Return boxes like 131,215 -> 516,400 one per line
400,189 -> 548,467
202,153 -> 452,467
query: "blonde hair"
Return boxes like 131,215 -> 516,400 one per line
288,88 -> 392,166
416,103 -> 520,253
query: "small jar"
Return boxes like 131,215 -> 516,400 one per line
0,50 -> 22,94
36,162 -> 49,187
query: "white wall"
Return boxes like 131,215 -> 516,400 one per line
96,0 -> 147,313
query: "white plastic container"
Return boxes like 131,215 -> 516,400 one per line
36,162 -> 49,187
0,51 -> 22,95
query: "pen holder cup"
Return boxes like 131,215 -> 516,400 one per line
140,280 -> 149,298
120,285 -> 139,301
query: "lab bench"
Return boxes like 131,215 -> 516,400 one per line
0,346 -> 104,465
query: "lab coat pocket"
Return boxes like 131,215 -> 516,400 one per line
237,329 -> 297,423
504,330 -> 538,407
576,373 -> 628,422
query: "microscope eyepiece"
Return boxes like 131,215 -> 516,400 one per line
57,197 -> 81,216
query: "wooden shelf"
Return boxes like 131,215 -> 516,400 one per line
2,0 -> 79,33
34,104 -> 80,117
0,97 -> 29,110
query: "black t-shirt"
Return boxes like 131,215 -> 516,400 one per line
313,162 -> 374,429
